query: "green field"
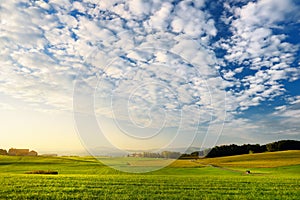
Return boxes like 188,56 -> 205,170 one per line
0,151 -> 299,199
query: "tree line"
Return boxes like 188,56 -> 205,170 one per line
180,140 -> 300,159
128,151 -> 181,159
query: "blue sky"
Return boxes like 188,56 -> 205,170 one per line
0,0 -> 299,154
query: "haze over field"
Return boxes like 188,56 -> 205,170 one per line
0,0 -> 299,154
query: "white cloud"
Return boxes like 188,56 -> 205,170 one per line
217,0 -> 300,113
128,0 -> 153,17
1,0 -> 298,149
146,2 -> 173,30
267,96 -> 300,138
0,102 -> 15,111
287,96 -> 300,105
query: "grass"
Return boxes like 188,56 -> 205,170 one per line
0,174 -> 299,199
198,150 -> 300,168
0,151 -> 299,199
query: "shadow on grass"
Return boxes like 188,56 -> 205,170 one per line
25,170 -> 58,175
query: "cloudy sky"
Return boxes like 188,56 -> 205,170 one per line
0,0 -> 299,154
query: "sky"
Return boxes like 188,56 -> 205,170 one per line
0,0 -> 299,155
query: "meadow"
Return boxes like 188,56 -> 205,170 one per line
0,151 -> 299,199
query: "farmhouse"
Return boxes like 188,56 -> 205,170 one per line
8,148 -> 29,156
28,150 -> 38,156
8,148 -> 38,156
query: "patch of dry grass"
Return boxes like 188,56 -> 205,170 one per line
198,150 -> 300,168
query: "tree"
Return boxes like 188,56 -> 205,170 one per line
0,149 -> 7,155
205,140 -> 300,158
161,151 -> 181,159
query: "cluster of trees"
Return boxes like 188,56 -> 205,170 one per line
205,140 -> 300,158
180,140 -> 300,159
266,140 -> 300,152
128,151 -> 181,159
205,144 -> 266,158
161,151 -> 181,159
0,149 -> 7,155
180,150 -> 210,159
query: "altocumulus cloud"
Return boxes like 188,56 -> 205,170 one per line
0,0 -> 299,144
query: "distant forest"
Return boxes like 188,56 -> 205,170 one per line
180,140 -> 300,159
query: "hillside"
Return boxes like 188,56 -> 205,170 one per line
198,150 -> 300,168
0,150 -> 299,175
0,150 -> 299,199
